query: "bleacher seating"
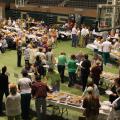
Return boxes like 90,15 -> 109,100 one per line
9,0 -> 107,9
64,0 -> 107,9
27,0 -> 64,6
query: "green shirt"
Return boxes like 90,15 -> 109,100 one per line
57,55 -> 67,66
67,59 -> 77,73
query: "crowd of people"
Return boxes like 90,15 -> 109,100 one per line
0,17 -> 58,53
0,17 -> 120,120
93,29 -> 120,65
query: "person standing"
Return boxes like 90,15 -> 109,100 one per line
77,28 -> 80,46
90,61 -> 102,86
81,54 -> 91,91
102,38 -> 112,65
24,45 -> 30,64
18,70 -> 31,120
82,81 -> 99,99
93,36 -> 100,53
46,47 -> 56,69
67,54 -> 77,87
17,41 -> 22,67
46,68 -> 60,92
83,87 -> 100,120
80,25 -> 89,47
57,52 -> 67,83
107,87 -> 120,120
109,78 -> 120,103
71,24 -> 77,47
0,66 -> 9,115
6,84 -> 21,120
34,56 -> 45,78
98,39 -> 103,56
31,75 -> 51,120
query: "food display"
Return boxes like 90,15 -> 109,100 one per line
47,93 -> 59,101
111,50 -> 120,58
101,71 -> 118,81
59,97 -> 67,103
100,105 -> 111,113
47,92 -> 81,107
47,92 -> 68,102
67,96 -> 81,106
100,101 -> 111,113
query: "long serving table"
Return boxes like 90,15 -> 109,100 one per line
86,44 -> 120,60
100,71 -> 119,89
46,92 -> 111,120
47,99 -> 83,117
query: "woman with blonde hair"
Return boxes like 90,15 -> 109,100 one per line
6,84 -> 21,120
82,87 -> 100,120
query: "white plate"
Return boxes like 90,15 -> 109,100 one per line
105,90 -> 113,95
76,63 -> 80,66
28,72 -> 34,76
43,65 -> 49,68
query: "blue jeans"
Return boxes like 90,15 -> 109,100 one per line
72,34 -> 77,47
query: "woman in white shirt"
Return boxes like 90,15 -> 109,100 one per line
98,39 -> 103,56
6,84 -> 21,120
18,70 -> 31,120
102,39 -> 112,65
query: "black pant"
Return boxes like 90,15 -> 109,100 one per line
109,94 -> 118,103
92,77 -> 100,86
57,65 -> 65,83
68,72 -> 76,87
35,98 -> 46,120
81,73 -> 89,91
17,54 -> 22,67
21,93 -> 31,120
0,90 -> 9,113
